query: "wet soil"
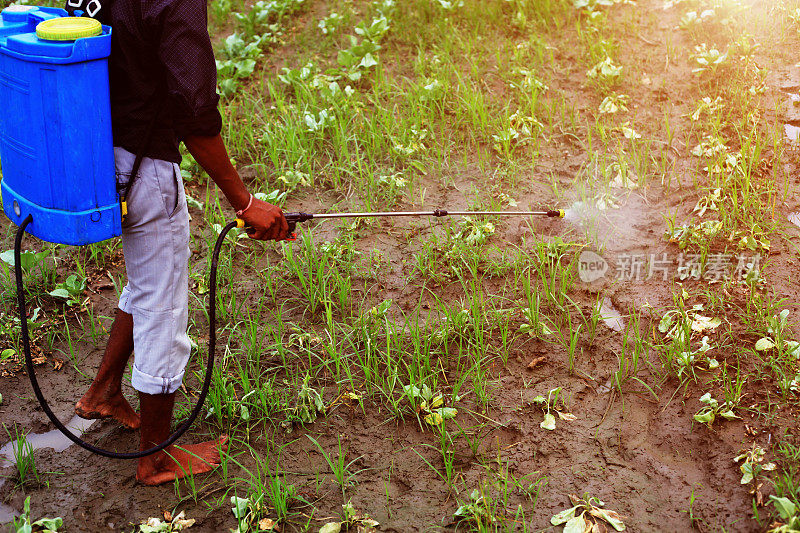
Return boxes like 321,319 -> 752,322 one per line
2,0 -> 800,531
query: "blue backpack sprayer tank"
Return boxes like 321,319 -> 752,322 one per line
1,5 -> 566,462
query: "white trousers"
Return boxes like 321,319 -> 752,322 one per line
114,147 -> 191,395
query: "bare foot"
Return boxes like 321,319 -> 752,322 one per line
136,435 -> 229,486
75,390 -> 140,430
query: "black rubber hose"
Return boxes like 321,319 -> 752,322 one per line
16,215 -> 238,459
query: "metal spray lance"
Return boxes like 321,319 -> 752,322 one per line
237,208 -> 566,238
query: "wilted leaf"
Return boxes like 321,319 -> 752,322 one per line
564,513 -> 588,533
541,413 -> 557,430
740,462 -> 754,484
558,411 -> 577,421
527,356 -> 547,370
755,337 -> 775,351
592,507 -> 626,531
691,315 -> 721,332
693,411 -> 715,425
319,522 -> 342,533
551,505 -> 580,525
231,496 -> 250,520
259,517 -> 277,530
424,412 -> 443,425
658,314 -> 674,333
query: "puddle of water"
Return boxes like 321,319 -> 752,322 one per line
0,415 -> 95,466
597,379 -> 613,394
0,415 -> 95,523
0,479 -> 16,524
789,212 -> 800,229
598,297 -> 625,332
785,124 -> 800,142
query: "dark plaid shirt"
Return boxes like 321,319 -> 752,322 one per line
65,0 -> 222,163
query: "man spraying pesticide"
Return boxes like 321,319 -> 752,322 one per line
1,0 -> 288,485
61,0 -> 292,485
0,2 -> 563,487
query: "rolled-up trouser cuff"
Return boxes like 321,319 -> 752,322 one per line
132,362 -> 186,395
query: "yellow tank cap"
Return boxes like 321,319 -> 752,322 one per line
36,17 -> 102,41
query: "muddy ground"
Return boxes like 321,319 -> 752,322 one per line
2,0 -> 800,531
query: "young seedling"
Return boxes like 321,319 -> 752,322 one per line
734,445 -> 776,485
230,495 -> 278,533
48,274 -> 87,307
12,496 -> 62,533
691,43 -> 728,76
306,435 -> 362,497
674,336 -> 719,381
281,374 -> 325,430
5,425 -> 41,489
531,387 -> 576,431
693,392 -> 739,427
319,501 -> 379,533
402,383 -> 458,426
453,489 -> 496,529
551,494 -> 626,532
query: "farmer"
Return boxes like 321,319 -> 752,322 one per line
64,0 -> 288,484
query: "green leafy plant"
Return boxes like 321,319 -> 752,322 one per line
693,392 -> 739,427
734,445 -> 775,485
691,43 -> 728,75
12,496 -> 62,533
337,36 -> 381,81
282,374 -> 325,429
216,33 -> 264,97
402,383 -> 458,426
531,387 -> 576,431
318,12 -> 343,35
353,15 -> 390,42
551,494 -> 626,531
48,274 -> 86,306
0,248 -> 54,287
673,335 -> 719,380
768,496 -> 800,533
230,495 -> 278,533
453,489 -> 495,528
433,0 -> 464,10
